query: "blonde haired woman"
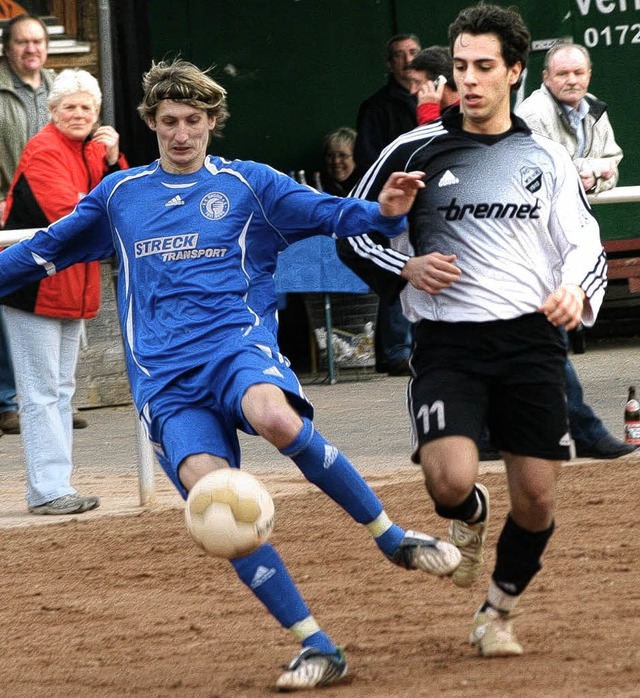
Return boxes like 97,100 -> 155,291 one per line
2,69 -> 127,514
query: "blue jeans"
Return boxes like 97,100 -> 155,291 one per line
4,307 -> 82,507
376,296 -> 412,368
0,311 -> 17,413
565,355 -> 608,449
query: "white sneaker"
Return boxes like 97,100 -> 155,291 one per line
28,494 -> 100,515
469,607 -> 523,657
449,483 -> 490,587
276,647 -> 347,691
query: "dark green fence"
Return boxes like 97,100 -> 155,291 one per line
148,0 -> 639,241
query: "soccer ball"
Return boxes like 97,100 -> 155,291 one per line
184,469 -> 275,558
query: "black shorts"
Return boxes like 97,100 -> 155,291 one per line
409,313 -> 570,461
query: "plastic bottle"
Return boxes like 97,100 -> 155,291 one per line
361,321 -> 375,362
623,386 -> 640,444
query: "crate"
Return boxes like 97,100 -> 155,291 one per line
303,292 -> 378,370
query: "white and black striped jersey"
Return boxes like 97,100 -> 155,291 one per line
337,108 -> 607,326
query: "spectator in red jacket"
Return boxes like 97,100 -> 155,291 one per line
1,68 -> 128,515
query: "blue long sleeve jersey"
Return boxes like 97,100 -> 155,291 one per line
0,156 -> 407,410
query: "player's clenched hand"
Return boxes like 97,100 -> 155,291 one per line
378,171 -> 425,218
401,253 -> 460,294
539,284 -> 585,330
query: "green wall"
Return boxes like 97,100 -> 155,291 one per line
148,0 -> 640,240
149,0 -> 396,178
396,0 -> 640,241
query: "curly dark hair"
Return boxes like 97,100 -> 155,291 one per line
448,4 -> 531,91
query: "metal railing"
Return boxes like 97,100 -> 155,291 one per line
0,226 -> 157,505
1,184 -> 638,505
588,185 -> 640,205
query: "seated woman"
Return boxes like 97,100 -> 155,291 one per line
320,127 -> 359,197
1,68 -> 128,515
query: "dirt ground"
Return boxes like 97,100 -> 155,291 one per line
0,457 -> 638,698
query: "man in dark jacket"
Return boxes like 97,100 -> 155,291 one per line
353,33 -> 420,375
354,33 -> 421,177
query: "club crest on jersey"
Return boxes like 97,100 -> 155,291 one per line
521,166 -> 542,193
200,192 -> 230,220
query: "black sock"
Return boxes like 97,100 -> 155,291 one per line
435,484 -> 487,523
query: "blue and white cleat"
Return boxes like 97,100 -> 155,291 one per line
388,530 -> 462,577
276,647 -> 348,691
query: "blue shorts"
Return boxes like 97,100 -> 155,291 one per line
142,332 -> 313,499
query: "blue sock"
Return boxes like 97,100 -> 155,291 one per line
280,418 -> 383,524
280,418 -> 405,555
303,632 -> 337,654
374,522 -> 405,556
231,543 -> 336,653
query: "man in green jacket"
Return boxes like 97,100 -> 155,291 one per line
0,13 -> 53,223
0,13 -> 53,436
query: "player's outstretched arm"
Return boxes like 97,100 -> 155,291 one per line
378,171 -> 425,218
0,194 -> 113,297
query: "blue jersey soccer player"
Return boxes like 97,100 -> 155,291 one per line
0,59 -> 461,691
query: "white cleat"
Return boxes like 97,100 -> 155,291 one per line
276,647 -> 347,691
449,483 -> 490,587
469,607 -> 523,657
388,530 -> 462,577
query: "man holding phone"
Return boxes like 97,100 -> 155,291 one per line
407,45 -> 460,125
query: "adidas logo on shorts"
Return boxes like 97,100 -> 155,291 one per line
559,432 -> 572,447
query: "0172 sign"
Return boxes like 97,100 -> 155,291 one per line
583,22 -> 640,45
576,0 -> 640,46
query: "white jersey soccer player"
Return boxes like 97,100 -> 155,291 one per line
336,1 -> 609,665
337,93 -> 608,658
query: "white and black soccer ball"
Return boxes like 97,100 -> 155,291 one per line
184,469 -> 275,558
